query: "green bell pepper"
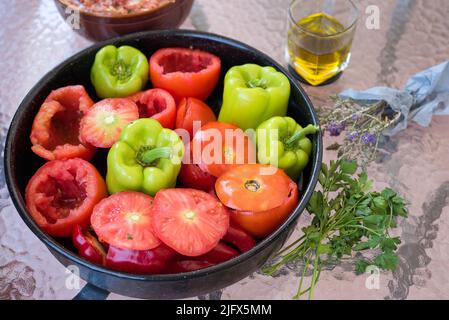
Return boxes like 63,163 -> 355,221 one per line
91,45 -> 149,99
107,118 -> 184,196
256,116 -> 319,181
218,64 -> 291,130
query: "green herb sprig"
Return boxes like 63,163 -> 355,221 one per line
263,160 -> 407,300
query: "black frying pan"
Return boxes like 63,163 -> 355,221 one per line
4,30 -> 323,300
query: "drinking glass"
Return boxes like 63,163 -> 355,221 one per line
286,0 -> 359,86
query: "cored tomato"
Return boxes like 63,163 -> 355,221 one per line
105,244 -> 179,274
91,192 -> 161,251
25,158 -> 107,237
149,48 -> 221,102
215,164 -> 299,238
176,98 -> 216,138
72,225 -> 106,265
191,122 -> 256,178
30,85 -> 96,161
151,189 -> 230,257
129,88 -> 176,129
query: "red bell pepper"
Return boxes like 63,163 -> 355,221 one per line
105,244 -> 179,274
222,225 -> 257,253
195,242 -> 239,264
168,260 -> 214,273
72,225 -> 106,265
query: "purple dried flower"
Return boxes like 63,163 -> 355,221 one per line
361,133 -> 376,145
346,131 -> 359,142
327,121 -> 345,137
352,113 -> 359,120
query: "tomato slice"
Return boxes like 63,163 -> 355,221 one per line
129,88 -> 176,129
25,158 -> 108,237
215,164 -> 299,238
191,122 -> 256,178
79,98 -> 139,148
30,85 -> 96,161
91,192 -> 161,251
176,98 -> 216,138
151,189 -> 230,257
149,48 -> 221,102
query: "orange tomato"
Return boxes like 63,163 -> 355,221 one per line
215,164 -> 299,238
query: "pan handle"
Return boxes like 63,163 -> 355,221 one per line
73,283 -> 110,300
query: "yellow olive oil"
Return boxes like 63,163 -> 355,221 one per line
287,12 -> 354,86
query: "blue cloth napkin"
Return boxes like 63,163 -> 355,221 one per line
339,61 -> 449,136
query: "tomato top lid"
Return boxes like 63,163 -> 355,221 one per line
215,164 -> 294,212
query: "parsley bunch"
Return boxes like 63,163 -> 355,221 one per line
263,160 -> 408,299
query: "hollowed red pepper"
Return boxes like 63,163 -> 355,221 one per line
129,88 -> 176,129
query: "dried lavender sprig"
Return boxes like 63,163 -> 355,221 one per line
319,97 -> 402,167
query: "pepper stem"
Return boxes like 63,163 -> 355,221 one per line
246,78 -> 268,89
286,125 -> 319,146
137,147 -> 172,167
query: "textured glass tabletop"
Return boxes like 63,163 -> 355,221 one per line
1,0 -> 449,300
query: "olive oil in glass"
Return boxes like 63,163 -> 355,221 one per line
287,1 -> 358,86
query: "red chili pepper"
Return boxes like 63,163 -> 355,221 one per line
195,242 -> 239,264
72,225 -> 106,265
222,225 -> 257,253
105,244 -> 179,274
